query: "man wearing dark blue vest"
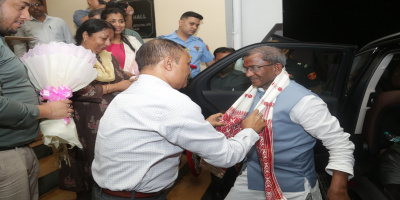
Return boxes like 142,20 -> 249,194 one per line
222,46 -> 355,200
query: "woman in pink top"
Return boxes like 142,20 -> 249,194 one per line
102,8 -> 142,78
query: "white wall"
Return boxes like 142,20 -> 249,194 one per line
153,0 -> 226,55
153,0 -> 227,71
225,0 -> 283,48
46,0 -> 87,36
46,0 -> 227,71
46,0 -> 283,54
46,0 -> 227,54
242,0 -> 282,46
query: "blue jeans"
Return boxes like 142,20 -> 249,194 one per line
92,183 -> 167,200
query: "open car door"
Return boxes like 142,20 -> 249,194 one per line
183,42 -> 356,197
185,42 -> 357,119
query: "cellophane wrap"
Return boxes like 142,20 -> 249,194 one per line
21,42 -> 98,151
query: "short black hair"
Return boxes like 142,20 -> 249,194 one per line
75,19 -> 115,45
101,7 -> 126,20
213,47 -> 235,58
180,11 -> 203,20
105,0 -> 129,12
136,39 -> 186,71
29,0 -> 44,5
101,8 -> 138,53
88,8 -> 104,18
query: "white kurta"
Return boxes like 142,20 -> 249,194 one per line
226,94 -> 355,200
92,74 -> 259,193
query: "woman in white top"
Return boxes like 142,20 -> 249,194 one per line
102,8 -> 142,77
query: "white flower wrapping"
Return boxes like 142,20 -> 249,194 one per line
21,42 -> 98,149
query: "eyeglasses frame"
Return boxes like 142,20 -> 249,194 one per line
242,63 -> 276,73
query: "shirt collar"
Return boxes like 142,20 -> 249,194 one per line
30,14 -> 49,22
172,30 -> 194,42
140,74 -> 174,89
257,87 -> 265,93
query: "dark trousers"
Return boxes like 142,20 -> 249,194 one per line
210,166 -> 240,200
92,183 -> 167,200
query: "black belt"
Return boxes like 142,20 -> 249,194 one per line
102,188 -> 163,198
0,144 -> 29,151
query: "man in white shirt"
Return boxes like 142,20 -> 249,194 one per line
91,39 -> 265,200
218,46 -> 355,200
13,0 -> 74,57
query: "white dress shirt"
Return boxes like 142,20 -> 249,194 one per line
226,93 -> 354,200
92,74 -> 259,193
290,95 -> 355,177
13,15 -> 75,57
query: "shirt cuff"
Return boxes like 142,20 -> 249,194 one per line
26,103 -> 40,120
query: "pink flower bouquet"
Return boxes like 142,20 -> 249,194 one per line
21,42 -> 98,149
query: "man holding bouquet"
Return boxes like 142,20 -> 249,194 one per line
0,1 -> 73,199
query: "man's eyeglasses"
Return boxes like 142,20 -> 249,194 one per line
242,63 -> 275,73
30,3 -> 42,7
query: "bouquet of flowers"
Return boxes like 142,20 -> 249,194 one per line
21,42 -> 98,156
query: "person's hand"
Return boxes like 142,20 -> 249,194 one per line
242,109 -> 265,133
37,99 -> 74,119
206,113 -> 226,127
327,187 -> 350,200
125,5 -> 134,16
327,170 -> 350,200
200,158 -> 226,178
116,78 -> 135,91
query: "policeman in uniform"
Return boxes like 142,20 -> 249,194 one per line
158,11 -> 214,78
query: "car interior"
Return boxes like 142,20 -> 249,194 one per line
187,42 -> 357,198
361,59 -> 400,200
188,33 -> 400,199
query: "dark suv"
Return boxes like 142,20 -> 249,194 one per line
184,33 -> 400,200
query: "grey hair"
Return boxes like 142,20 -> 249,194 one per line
243,46 -> 286,66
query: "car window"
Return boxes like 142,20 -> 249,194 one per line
207,47 -> 347,96
350,52 -> 396,135
209,58 -> 251,91
375,53 -> 400,93
279,48 -> 345,96
346,51 -> 372,93
360,53 -> 400,151
189,43 -> 355,117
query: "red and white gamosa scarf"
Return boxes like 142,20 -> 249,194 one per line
216,69 -> 290,200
